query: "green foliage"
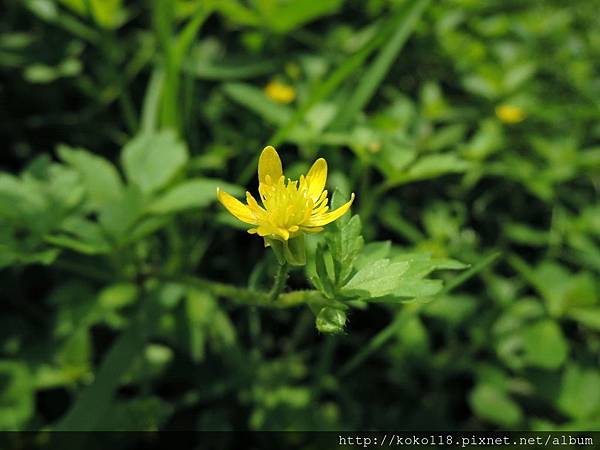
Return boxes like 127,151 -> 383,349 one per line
1,0 -> 600,437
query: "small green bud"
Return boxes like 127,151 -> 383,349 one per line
316,307 -> 347,334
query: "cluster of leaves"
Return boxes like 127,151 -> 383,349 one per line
1,130 -> 238,269
1,0 -> 600,438
307,195 -> 464,333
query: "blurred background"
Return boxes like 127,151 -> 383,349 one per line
1,0 -> 600,434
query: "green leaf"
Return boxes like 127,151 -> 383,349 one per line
121,130 -> 188,194
98,283 -> 138,310
261,0 -> 344,34
0,361 -> 34,430
140,68 -> 164,133
563,272 -> 598,310
312,243 -> 335,298
186,55 -> 276,80
222,82 -> 293,126
341,259 -> 410,299
522,320 -> 568,370
354,241 -> 391,270
392,252 -> 467,278
214,0 -> 260,26
557,365 -> 600,419
179,289 -> 236,361
47,217 -> 112,255
405,154 -> 470,181
148,178 -> 243,214
469,383 -> 523,427
327,213 -> 364,286
369,279 -> 443,302
566,308 -> 600,331
98,185 -> 147,241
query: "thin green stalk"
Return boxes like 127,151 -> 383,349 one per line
153,1 -> 213,134
152,272 -> 319,309
51,259 -> 318,309
269,262 -> 289,302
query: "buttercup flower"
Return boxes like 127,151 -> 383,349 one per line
264,80 -> 296,104
495,104 -> 525,124
217,146 -> 355,243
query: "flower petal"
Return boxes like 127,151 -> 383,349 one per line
305,158 -> 327,201
304,193 -> 355,227
258,146 -> 283,186
217,188 -> 257,225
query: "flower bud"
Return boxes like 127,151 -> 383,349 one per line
316,307 -> 347,334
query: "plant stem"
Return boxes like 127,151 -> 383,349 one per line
268,262 -> 289,302
52,259 -> 319,309
151,272 -> 319,309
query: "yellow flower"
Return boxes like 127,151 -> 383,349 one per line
217,146 -> 355,242
264,80 -> 296,104
495,104 -> 526,124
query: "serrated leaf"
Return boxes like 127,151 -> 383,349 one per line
313,243 -> 335,298
370,279 -> 443,301
354,241 -> 391,270
392,253 -> 467,279
341,259 -> 410,299
327,214 -> 363,286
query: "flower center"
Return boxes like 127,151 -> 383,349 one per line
260,176 -> 313,230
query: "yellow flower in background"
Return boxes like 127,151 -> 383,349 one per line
495,104 -> 526,124
217,146 -> 355,242
264,80 -> 296,104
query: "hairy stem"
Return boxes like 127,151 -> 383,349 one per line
268,262 -> 289,302
151,272 -> 321,309
54,259 -> 320,309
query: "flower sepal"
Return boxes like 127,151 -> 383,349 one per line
265,234 -> 306,266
